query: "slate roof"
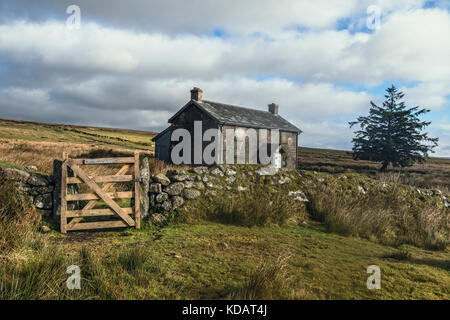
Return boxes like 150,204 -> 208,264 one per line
194,100 -> 302,133
154,99 -> 302,141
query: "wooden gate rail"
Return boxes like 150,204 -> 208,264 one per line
60,151 -> 141,233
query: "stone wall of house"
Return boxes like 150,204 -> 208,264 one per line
219,126 -> 298,169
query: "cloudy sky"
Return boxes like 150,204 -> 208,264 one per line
0,0 -> 449,156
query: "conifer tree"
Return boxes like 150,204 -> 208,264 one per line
349,85 -> 438,171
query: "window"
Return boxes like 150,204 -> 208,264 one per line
281,132 -> 289,144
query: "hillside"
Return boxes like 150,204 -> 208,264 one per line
298,146 -> 450,191
0,118 -> 156,174
0,118 -> 156,151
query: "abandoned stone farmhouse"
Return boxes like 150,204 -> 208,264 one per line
153,87 -> 302,169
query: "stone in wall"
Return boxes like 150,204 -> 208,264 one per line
182,188 -> 201,200
164,182 -> 185,196
150,183 -> 162,193
139,155 -> 150,218
152,173 -> 171,186
155,192 -> 169,203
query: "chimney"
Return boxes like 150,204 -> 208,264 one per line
191,87 -> 203,101
268,103 -> 279,115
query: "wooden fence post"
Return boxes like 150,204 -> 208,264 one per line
60,152 -> 68,234
134,150 -> 141,229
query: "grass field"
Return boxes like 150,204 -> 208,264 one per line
2,221 -> 449,300
0,118 -> 156,174
0,118 -> 449,300
0,118 -> 156,151
298,146 -> 450,192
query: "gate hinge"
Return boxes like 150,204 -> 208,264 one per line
133,178 -> 144,183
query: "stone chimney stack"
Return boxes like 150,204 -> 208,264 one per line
268,103 -> 279,115
191,87 -> 203,101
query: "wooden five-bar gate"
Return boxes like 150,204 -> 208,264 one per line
60,151 -> 141,233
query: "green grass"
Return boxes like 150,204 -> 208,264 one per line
1,222 -> 448,300
0,162 -> 24,170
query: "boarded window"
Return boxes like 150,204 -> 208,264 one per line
281,132 -> 289,144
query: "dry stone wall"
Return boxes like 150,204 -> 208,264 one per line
0,167 -> 55,217
1,156 -> 448,226
145,164 -> 308,224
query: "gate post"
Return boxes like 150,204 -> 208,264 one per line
60,152 -> 68,234
134,150 -> 141,229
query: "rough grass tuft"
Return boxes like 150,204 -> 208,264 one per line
116,245 -> 149,273
0,179 -> 40,253
200,185 -> 303,227
307,181 -> 450,250
229,255 -> 292,299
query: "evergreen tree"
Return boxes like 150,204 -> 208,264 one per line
349,85 -> 438,171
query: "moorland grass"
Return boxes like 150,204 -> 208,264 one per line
1,222 -> 449,299
0,179 -> 40,254
306,180 -> 450,250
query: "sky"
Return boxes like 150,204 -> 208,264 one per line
0,0 -> 449,156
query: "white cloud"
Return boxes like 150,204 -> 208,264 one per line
2,7 -> 450,85
2,0 -> 427,34
431,121 -> 450,157
402,81 -> 450,110
5,6 -> 450,86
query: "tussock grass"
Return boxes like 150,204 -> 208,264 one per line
0,222 -> 449,299
198,185 -> 305,227
148,157 -> 180,175
116,245 -> 149,273
0,179 -> 40,254
307,182 -> 450,250
0,248 -> 67,300
229,255 -> 293,299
